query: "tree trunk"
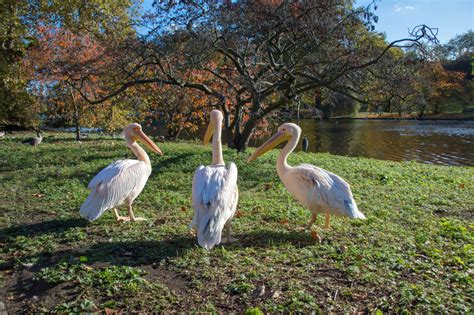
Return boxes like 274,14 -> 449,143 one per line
233,116 -> 258,152
69,86 -> 81,142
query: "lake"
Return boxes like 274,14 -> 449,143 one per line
150,119 -> 474,166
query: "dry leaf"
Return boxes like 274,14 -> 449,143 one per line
279,219 -> 289,225
105,308 -> 122,315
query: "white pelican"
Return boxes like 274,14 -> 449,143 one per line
80,123 -> 162,222
191,110 -> 238,250
247,123 -> 365,239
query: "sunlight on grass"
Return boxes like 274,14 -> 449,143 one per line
0,132 -> 472,312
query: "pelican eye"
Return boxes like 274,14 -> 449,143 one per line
133,127 -> 140,132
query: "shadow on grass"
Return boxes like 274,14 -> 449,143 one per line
156,152 -> 197,171
0,218 -> 87,240
237,229 -> 316,248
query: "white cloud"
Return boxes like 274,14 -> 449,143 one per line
393,3 -> 416,13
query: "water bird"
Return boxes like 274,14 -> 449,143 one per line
302,136 -> 309,152
247,123 -> 365,240
191,110 -> 239,250
23,130 -> 43,147
80,123 -> 162,222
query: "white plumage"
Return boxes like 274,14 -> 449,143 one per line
191,164 -> 238,249
80,160 -> 151,221
191,110 -> 239,249
79,123 -> 162,222
247,123 -> 365,239
282,164 -> 365,219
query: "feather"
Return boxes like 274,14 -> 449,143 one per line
191,163 -> 238,249
294,164 -> 365,218
80,159 -> 151,221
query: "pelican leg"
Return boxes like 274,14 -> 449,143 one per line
306,212 -> 317,230
221,221 -> 238,243
114,208 -> 130,222
325,212 -> 331,229
304,212 -> 322,243
128,203 -> 146,222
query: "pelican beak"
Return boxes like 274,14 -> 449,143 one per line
203,120 -> 216,145
136,129 -> 163,155
247,131 -> 291,162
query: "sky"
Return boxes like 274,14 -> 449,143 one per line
139,0 -> 473,44
354,0 -> 473,43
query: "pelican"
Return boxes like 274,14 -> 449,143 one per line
247,123 -> 365,239
191,110 -> 238,250
23,130 -> 43,147
80,123 -> 162,222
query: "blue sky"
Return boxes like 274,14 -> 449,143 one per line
139,0 -> 473,44
355,0 -> 473,43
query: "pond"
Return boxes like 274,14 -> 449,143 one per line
149,119 -> 474,166
293,119 -> 474,166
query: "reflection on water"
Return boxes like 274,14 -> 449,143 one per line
146,119 -> 474,166
296,120 -> 474,166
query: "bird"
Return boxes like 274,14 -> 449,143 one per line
80,123 -> 163,222
23,130 -> 43,147
191,110 -> 239,250
247,123 -> 365,240
302,136 -> 309,152
0,131 -> 5,137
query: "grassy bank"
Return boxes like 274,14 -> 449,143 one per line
0,132 -> 472,313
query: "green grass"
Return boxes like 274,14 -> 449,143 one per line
0,132 -> 473,312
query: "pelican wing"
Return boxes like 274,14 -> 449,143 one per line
191,163 -> 238,249
296,164 -> 365,218
80,159 -> 150,221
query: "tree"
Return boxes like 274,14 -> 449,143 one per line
0,0 -> 139,128
141,84 -> 210,139
72,0 -> 435,151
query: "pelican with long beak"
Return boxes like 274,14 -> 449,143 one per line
248,123 -> 365,239
80,123 -> 163,222
191,110 -> 238,250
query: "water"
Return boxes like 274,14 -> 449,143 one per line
148,119 -> 474,166
295,119 -> 474,166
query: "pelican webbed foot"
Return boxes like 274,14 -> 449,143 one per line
221,235 -> 239,244
130,217 -> 147,222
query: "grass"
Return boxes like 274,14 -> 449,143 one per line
0,132 -> 473,312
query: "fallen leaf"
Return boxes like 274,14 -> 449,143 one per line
105,308 -> 122,315
264,183 -> 273,191
235,210 -> 244,218
181,206 -> 188,212
279,219 -> 289,225
459,183 -> 465,189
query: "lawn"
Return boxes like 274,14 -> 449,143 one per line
0,132 -> 472,313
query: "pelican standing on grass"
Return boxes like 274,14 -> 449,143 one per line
80,123 -> 162,222
247,123 -> 365,240
191,110 -> 238,250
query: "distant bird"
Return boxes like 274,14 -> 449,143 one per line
247,123 -> 365,240
191,110 -> 239,250
80,123 -> 163,222
0,131 -> 5,137
302,136 -> 309,152
23,130 -> 43,147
